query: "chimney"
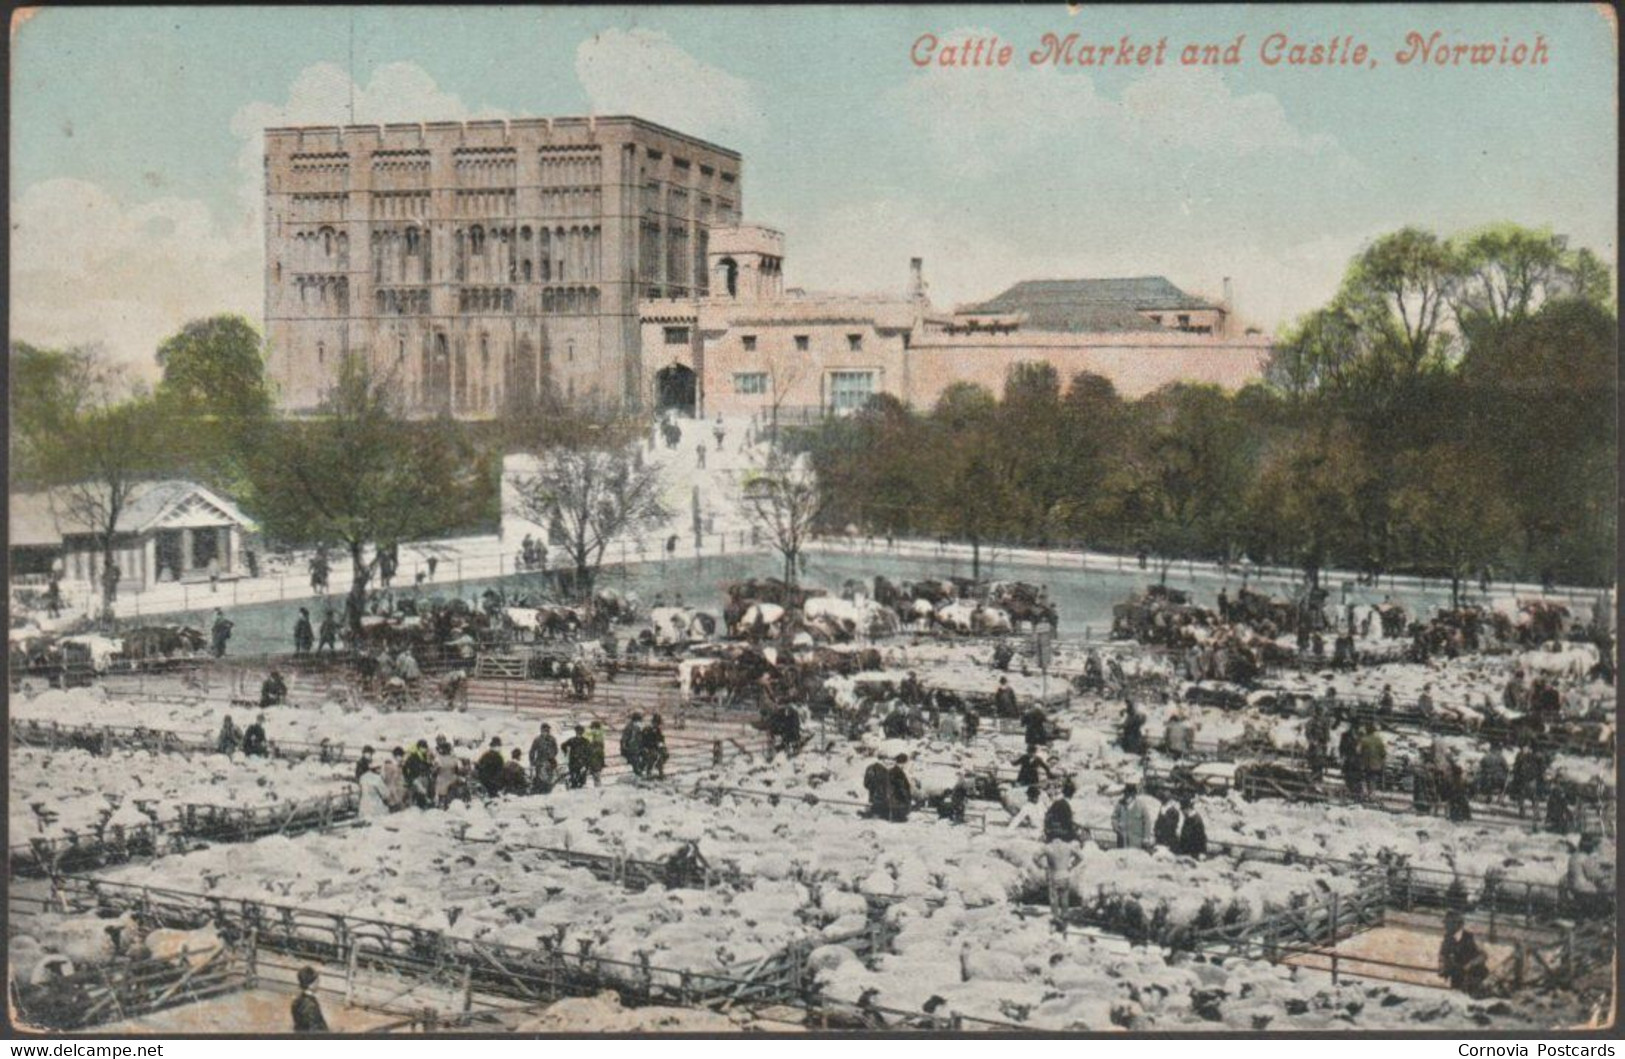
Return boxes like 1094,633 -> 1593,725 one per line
909,257 -> 926,303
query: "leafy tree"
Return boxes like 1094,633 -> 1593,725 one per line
10,342 -> 98,489
926,383 -> 1011,579
241,358 -> 485,633
1458,299 -> 1617,582
997,362 -> 1072,543
1341,227 -> 1455,375
1267,303 -> 1366,398
155,315 -> 274,422
1247,425 -> 1373,587
1120,384 -> 1252,571
1390,442 -> 1515,606
1051,372 -> 1132,542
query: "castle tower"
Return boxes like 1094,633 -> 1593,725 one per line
706,225 -> 784,302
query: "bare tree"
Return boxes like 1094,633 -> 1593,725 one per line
507,440 -> 671,603
26,353 -> 164,620
741,446 -> 823,586
761,344 -> 811,436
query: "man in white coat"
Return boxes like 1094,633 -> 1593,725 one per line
358,765 -> 391,818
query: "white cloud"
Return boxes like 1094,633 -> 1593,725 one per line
887,58 -> 1347,173
575,28 -> 764,145
10,62 -> 492,377
229,62 -> 505,234
10,179 -> 259,375
783,192 -> 1365,337
1115,66 -> 1338,156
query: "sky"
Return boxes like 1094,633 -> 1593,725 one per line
10,5 -> 1618,376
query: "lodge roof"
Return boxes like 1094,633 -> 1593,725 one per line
8,480 -> 256,549
962,276 -> 1220,333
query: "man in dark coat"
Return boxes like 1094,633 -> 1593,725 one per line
529,723 -> 559,791
863,757 -> 891,819
1339,724 -> 1364,797
1013,749 -> 1052,788
1120,700 -> 1147,756
887,754 -> 913,822
641,714 -> 669,778
769,703 -> 802,758
403,740 -> 434,807
475,737 -> 506,796
1177,799 -> 1208,857
293,608 -> 314,655
620,713 -> 646,776
291,966 -> 327,1032
502,749 -> 530,794
1043,780 -> 1080,843
317,609 -> 339,654
1022,704 -> 1050,749
259,670 -> 288,709
1438,911 -> 1489,995
353,745 -> 376,783
210,609 -> 234,658
1153,799 -> 1182,849
561,725 -> 593,789
242,714 -> 269,757
993,678 -> 1019,719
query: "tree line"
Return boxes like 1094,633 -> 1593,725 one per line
795,223 -> 1617,598
10,221 -> 1614,624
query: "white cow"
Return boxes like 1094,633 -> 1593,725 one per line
972,605 -> 1014,635
735,603 -> 786,638
141,926 -> 222,968
935,601 -> 979,634
1521,643 -> 1600,681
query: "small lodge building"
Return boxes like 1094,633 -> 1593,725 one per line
8,480 -> 257,591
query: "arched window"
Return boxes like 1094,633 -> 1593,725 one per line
470,226 -> 485,255
543,289 -> 554,313
522,260 -> 532,282
719,256 -> 739,297
405,227 -> 420,255
567,340 -> 575,363
503,289 -> 515,312
322,228 -> 334,257
317,341 -> 326,365
397,338 -> 406,362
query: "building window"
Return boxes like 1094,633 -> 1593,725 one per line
741,335 -> 757,352
829,370 -> 875,413
847,333 -> 863,352
1177,314 -> 1191,329
734,372 -> 768,395
794,334 -> 809,352
664,326 -> 690,345
1148,314 -> 1162,325
317,341 -> 325,365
